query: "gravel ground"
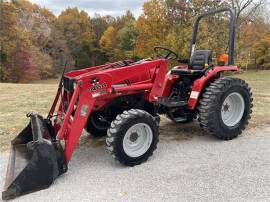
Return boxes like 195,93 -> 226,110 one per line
1,126 -> 270,202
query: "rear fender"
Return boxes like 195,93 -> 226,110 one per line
187,66 -> 238,110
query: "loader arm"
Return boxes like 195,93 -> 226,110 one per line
54,73 -> 113,162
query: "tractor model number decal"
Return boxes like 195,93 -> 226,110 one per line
88,83 -> 107,92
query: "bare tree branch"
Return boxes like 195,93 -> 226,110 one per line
229,0 -> 266,20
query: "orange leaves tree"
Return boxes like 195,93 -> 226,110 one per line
135,0 -> 170,58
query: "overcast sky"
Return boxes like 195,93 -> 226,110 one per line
30,0 -> 145,17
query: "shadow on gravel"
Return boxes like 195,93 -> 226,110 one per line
159,116 -> 204,142
77,116 -> 209,150
77,115 -> 241,152
79,133 -> 105,149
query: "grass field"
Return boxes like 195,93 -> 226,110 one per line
0,70 -> 269,151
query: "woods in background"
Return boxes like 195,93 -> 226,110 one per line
0,0 -> 269,83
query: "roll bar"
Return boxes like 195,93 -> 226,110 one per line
190,8 -> 236,65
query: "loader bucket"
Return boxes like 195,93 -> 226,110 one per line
2,114 -> 67,200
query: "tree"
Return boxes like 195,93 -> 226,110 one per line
118,22 -> 138,50
229,0 -> 267,21
0,2 -> 39,82
56,8 -> 96,69
91,14 -> 110,41
45,24 -> 74,74
100,26 -> 117,52
99,26 -> 123,61
117,20 -> 138,58
13,46 -> 39,82
1,0 -> 66,81
4,29 -> 40,82
165,0 -> 229,59
1,2 -> 16,82
135,0 -> 170,58
90,14 -> 113,65
116,10 -> 136,30
1,0 -> 270,83
12,0 -> 57,77
252,35 -> 270,69
98,11 -> 138,61
227,0 -> 267,61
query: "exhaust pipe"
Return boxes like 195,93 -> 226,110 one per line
2,114 -> 67,200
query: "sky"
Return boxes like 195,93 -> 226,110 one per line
30,0 -> 145,18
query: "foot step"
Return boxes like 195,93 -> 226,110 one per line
158,97 -> 187,108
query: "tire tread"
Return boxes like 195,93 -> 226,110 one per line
198,77 -> 253,140
106,109 -> 159,166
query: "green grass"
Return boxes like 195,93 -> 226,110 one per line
233,70 -> 270,127
0,70 -> 269,151
0,83 -> 58,151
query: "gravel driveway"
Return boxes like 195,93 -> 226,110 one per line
1,126 -> 270,202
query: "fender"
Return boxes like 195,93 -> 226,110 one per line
187,66 -> 238,109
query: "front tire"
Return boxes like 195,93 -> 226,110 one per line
198,77 -> 253,140
106,109 -> 159,166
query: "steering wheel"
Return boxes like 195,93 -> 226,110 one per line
154,46 -> 178,60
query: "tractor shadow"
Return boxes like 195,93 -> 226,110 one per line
159,116 -> 205,142
78,116 -> 208,150
78,131 -> 106,149
74,116 -> 218,169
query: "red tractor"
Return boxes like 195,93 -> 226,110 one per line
2,8 -> 253,200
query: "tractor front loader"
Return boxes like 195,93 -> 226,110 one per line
2,59 -> 166,200
2,8 -> 253,200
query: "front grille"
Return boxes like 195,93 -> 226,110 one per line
63,76 -> 74,95
62,76 -> 76,112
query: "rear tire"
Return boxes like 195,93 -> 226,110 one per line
198,77 -> 253,140
106,109 -> 159,166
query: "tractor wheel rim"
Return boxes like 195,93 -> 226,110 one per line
123,123 -> 153,158
221,92 -> 245,127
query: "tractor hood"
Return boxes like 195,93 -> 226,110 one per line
63,59 -> 165,87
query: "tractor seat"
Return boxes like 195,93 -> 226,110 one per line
171,49 -> 212,77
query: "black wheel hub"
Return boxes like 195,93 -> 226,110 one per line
130,132 -> 139,142
223,103 -> 230,112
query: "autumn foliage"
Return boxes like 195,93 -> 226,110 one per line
0,0 -> 269,83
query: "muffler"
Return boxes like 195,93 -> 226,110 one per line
2,114 -> 67,200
